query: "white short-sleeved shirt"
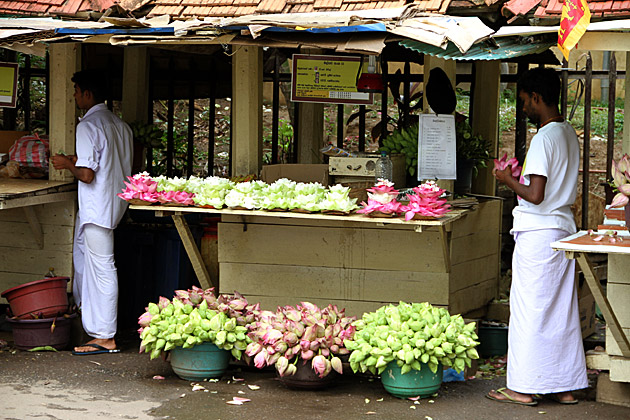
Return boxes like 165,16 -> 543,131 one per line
75,103 -> 133,229
512,121 -> 579,234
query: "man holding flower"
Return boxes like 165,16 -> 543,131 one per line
488,67 -> 587,406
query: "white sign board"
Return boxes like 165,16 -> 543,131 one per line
417,114 -> 456,180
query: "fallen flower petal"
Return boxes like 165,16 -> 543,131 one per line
192,384 -> 206,392
152,375 -> 165,380
226,400 -> 243,405
365,398 -> 370,404
247,385 -> 260,390
233,397 -> 251,403
408,396 -> 420,401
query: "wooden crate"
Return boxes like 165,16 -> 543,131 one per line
218,199 -> 501,317
604,254 -> 630,383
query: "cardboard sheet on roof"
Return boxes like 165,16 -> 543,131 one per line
261,164 -> 329,185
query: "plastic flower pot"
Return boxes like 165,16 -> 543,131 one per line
477,325 -> 508,358
380,361 -> 443,398
277,360 -> 339,390
1,277 -> 70,319
8,313 -> 77,350
170,342 -> 230,381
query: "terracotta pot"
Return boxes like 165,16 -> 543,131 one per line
1,277 -> 69,319
277,360 -> 339,390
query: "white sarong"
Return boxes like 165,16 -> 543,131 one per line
73,221 -> 118,339
507,229 -> 588,394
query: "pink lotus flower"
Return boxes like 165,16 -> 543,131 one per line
611,154 -> 630,208
276,356 -> 289,376
138,311 -> 153,327
494,153 -> 522,179
366,179 -> 399,204
331,356 -> 343,374
312,355 -> 328,378
254,348 -> 268,368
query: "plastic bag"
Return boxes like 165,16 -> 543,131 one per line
8,133 -> 49,178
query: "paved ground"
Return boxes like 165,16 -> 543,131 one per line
1,329 -> 629,420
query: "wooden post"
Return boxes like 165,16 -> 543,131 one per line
232,46 -> 263,176
471,61 -> 501,196
624,52 -> 630,154
49,43 -> 80,182
297,102 -> 325,163
422,56 -> 456,192
122,47 -> 149,124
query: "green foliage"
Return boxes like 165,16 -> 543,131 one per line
263,118 -> 294,164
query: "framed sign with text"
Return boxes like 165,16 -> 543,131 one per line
291,54 -> 373,105
0,62 -> 18,108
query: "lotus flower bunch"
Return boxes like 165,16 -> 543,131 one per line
224,180 -> 268,209
400,181 -> 451,220
138,286 -> 260,360
344,301 -> 480,376
493,153 -> 522,180
356,179 -> 402,215
289,182 -> 328,211
318,184 -> 359,213
245,302 -> 356,378
611,154 -> 630,208
117,172 -> 159,203
260,178 -> 298,210
190,176 -> 235,208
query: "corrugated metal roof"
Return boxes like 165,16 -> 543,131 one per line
399,36 -> 555,60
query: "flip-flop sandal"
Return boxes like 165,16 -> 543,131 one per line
547,394 -> 579,405
486,387 -> 538,406
72,343 -> 121,356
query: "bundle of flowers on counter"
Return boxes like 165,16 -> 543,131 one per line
344,302 -> 480,376
400,181 -> 451,220
318,184 -> 359,213
117,172 -> 159,203
188,176 -> 235,208
356,179 -> 402,216
224,180 -> 268,209
138,286 -> 260,361
493,153 -> 522,180
245,302 -> 356,378
611,153 -> 630,208
260,178 -> 298,210
153,175 -> 196,205
289,182 -> 328,212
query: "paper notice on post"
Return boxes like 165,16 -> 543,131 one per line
417,114 -> 456,180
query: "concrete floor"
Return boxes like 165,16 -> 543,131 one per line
1,329 -> 630,420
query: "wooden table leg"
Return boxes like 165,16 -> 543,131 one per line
439,225 -> 450,273
575,252 -> 630,357
172,214 -> 214,290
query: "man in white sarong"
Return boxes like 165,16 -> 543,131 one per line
488,68 -> 587,406
51,69 -> 133,355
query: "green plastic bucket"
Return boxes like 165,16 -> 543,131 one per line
170,342 -> 230,381
380,362 -> 443,398
477,325 -> 508,358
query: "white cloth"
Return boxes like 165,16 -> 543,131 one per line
75,103 -> 133,230
73,221 -> 118,339
507,229 -> 588,394
512,121 -> 580,234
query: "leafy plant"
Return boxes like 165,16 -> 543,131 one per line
455,118 -> 491,177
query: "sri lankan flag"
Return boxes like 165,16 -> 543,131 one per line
558,0 -> 591,61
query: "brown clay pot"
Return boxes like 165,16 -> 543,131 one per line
277,360 -> 339,390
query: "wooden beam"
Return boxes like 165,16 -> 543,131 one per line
171,214 -> 213,290
576,252 -> 630,357
48,43 -> 80,182
296,102 -> 325,163
471,61 -> 500,196
624,52 -> 630,154
232,46 -> 263,176
122,47 -> 149,124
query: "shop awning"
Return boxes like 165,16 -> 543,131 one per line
399,35 -> 556,61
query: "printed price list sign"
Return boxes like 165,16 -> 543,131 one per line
291,54 -> 372,105
0,62 -> 18,108
417,114 -> 456,180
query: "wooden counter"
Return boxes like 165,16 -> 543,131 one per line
0,178 -> 77,299
131,197 -> 502,318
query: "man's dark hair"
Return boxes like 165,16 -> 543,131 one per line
71,69 -> 108,104
517,67 -> 561,106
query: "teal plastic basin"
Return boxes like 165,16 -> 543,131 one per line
170,342 -> 230,381
380,361 -> 443,398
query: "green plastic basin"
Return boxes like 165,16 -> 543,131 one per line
380,361 -> 443,398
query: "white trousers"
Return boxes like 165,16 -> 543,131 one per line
73,220 -> 118,339
507,229 -> 588,394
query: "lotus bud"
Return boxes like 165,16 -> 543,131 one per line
300,339 -> 310,351
285,309 -> 302,322
301,349 -> 314,360
229,299 -> 248,311
254,348 -> 268,368
331,356 -> 343,374
283,331 -> 299,346
321,347 -> 330,357
263,329 -> 283,344
138,311 -> 153,327
309,340 -> 320,351
158,296 -> 170,310
174,290 -> 190,301
312,355 -> 327,377
284,363 -> 297,376
276,356 -> 289,376
303,325 -> 317,341
291,321 -> 305,337
330,344 -> 339,353
267,351 -> 281,366
274,341 -> 288,354
147,303 -> 159,316
290,344 -> 301,358
266,345 -> 276,355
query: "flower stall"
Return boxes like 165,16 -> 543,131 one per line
124,173 -> 502,319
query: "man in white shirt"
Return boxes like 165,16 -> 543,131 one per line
487,68 -> 587,406
51,69 -> 133,355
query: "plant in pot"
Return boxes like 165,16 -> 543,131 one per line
344,301 -> 480,398
455,118 -> 491,195
138,286 -> 260,380
244,302 -> 356,389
